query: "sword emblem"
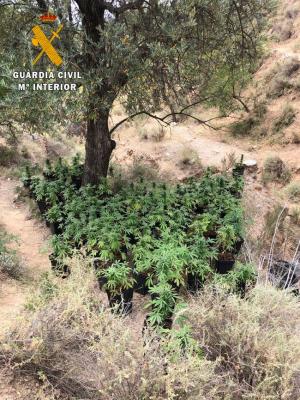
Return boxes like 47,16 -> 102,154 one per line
32,24 -> 63,66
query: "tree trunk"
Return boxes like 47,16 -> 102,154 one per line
83,114 -> 115,185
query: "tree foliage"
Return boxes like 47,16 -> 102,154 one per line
0,0 -> 273,181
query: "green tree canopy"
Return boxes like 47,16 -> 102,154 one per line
0,0 -> 272,183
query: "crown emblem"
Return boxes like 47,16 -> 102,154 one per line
39,12 -> 57,23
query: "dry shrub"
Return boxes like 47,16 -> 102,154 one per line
262,156 -> 291,185
138,124 -> 167,142
221,151 -> 237,172
272,19 -> 293,41
272,105 -> 296,133
137,126 -> 149,140
268,77 -> 293,98
281,59 -> 300,78
289,132 -> 300,144
0,252 -> 24,280
187,285 -> 300,400
230,102 -> 267,137
266,60 -> 300,99
266,59 -> 300,98
0,258 -> 221,400
286,182 -> 300,201
0,227 -> 24,280
178,147 -> 202,169
285,5 -> 299,20
0,144 -> 19,166
1,260 -> 300,399
129,160 -> 159,181
289,206 -> 300,225
67,122 -> 86,138
263,204 -> 289,241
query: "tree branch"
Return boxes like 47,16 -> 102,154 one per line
109,109 -> 224,135
233,94 -> 250,113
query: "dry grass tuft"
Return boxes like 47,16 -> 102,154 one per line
286,182 -> 300,201
0,227 -> 24,280
178,147 -> 202,169
0,144 -> 19,167
267,60 -> 300,99
0,259 -> 219,399
138,124 -> 168,142
187,285 -> 300,400
262,156 -> 291,185
289,132 -> 300,144
289,206 -> 300,225
230,102 -> 267,137
285,4 -> 300,20
221,151 -> 237,172
272,106 -> 296,133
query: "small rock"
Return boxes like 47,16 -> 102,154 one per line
243,159 -> 257,167
243,159 -> 258,172
255,184 -> 262,191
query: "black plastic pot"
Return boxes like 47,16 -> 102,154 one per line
49,253 -> 70,278
134,273 -> 149,295
49,222 -> 62,235
194,205 -> 205,215
234,239 -> 244,255
71,176 -> 82,190
187,273 -> 203,294
43,172 -> 56,181
232,164 -> 246,178
23,179 -> 31,189
28,188 -> 35,199
107,287 -> 134,315
97,275 -> 107,290
204,230 -> 217,240
215,259 -> 235,274
236,280 -> 246,298
37,199 -> 48,216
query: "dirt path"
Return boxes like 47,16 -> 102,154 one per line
0,178 -> 50,336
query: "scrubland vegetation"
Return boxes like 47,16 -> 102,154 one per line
0,227 -> 23,280
1,259 -> 299,399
